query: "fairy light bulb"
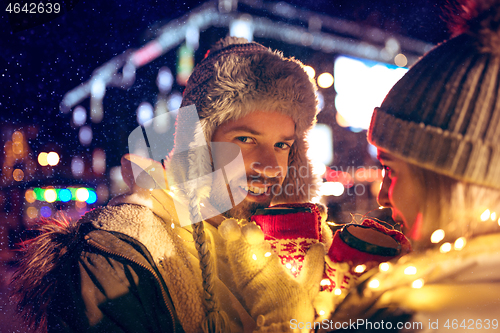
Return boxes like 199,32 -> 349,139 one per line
252,254 -> 257,261
454,237 -> 466,250
440,242 -> 452,253
491,212 -> 497,221
354,264 -> 366,273
264,252 -> 272,257
368,279 -> 380,289
334,288 -> 342,295
285,263 -> 292,269
481,209 -> 491,221
404,266 -> 417,275
319,310 -> 325,316
430,229 -> 445,243
412,278 -> 424,289
320,279 -> 331,286
379,262 -> 391,272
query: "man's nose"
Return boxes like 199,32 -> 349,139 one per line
250,148 -> 283,179
377,176 -> 392,208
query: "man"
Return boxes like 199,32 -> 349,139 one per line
12,37 -> 324,333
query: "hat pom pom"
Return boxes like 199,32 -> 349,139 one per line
446,0 -> 500,56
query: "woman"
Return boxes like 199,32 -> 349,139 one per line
330,1 -> 500,331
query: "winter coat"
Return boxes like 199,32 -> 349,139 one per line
327,233 -> 500,332
12,202 -> 256,333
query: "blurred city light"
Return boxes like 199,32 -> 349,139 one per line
44,189 -> 57,203
58,188 -> 72,202
306,124 -> 333,165
73,106 -> 87,126
76,188 -> 90,202
137,102 -> 154,126
317,72 -> 334,88
79,126 -> 93,146
38,152 -> 48,166
394,53 -> 408,67
334,56 -> 408,130
47,152 -> 60,166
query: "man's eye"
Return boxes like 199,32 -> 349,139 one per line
236,137 -> 254,143
275,142 -> 291,149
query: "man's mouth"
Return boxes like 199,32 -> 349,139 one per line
240,185 -> 270,196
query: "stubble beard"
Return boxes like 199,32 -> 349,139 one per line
209,184 -> 275,220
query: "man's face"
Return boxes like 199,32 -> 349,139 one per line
210,110 -> 295,220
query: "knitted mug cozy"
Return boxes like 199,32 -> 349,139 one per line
251,203 -> 322,278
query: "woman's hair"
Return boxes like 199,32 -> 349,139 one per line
408,163 -> 500,247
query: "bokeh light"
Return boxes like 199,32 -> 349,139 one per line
38,152 -> 48,166
26,207 -> 38,219
44,189 -> 57,203
13,169 -> 24,181
394,53 -> 408,67
76,188 -> 89,202
47,152 -> 60,166
86,190 -> 97,204
317,72 -> 334,88
58,188 -> 72,202
25,189 -> 36,203
40,206 -> 52,218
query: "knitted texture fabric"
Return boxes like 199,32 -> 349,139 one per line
368,2 -> 500,189
251,203 -> 322,278
219,219 -> 325,332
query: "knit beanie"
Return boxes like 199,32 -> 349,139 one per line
171,37 -> 320,204
368,1 -> 500,189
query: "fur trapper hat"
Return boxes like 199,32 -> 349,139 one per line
368,0 -> 500,189
171,37 -> 320,204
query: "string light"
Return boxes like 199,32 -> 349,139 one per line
379,262 -> 391,272
320,279 -> 331,286
252,254 -> 257,261
285,263 -> 292,269
368,279 -> 380,289
264,252 -> 272,257
354,264 -> 366,273
319,310 -> 325,316
404,266 -> 417,275
481,209 -> 491,221
454,237 -> 466,251
334,288 -> 342,295
491,212 -> 497,221
439,242 -> 452,253
412,278 -> 424,289
430,229 -> 445,243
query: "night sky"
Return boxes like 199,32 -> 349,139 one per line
1,0 -> 450,169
